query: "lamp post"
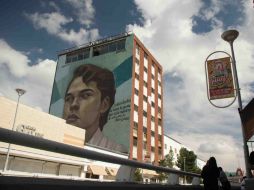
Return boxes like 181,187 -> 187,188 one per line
3,88 -> 26,171
183,156 -> 186,184
221,30 -> 252,178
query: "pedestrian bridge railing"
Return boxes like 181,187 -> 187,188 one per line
0,127 -> 201,185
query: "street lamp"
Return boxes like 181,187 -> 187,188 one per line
183,156 -> 186,184
221,29 -> 252,178
3,88 -> 26,171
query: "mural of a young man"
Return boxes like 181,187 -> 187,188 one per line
63,64 -> 127,153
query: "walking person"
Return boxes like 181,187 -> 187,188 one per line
201,157 -> 220,190
218,167 -> 231,190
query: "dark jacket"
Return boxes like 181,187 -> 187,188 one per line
201,165 -> 220,190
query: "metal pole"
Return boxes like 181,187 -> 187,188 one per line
184,157 -> 186,184
3,89 -> 25,171
229,41 -> 252,178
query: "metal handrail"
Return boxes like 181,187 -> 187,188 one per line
0,127 -> 200,178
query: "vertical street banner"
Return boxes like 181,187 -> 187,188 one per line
207,57 -> 235,100
239,98 -> 254,141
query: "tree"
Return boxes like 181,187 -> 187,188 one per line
176,147 -> 200,183
134,168 -> 142,182
157,149 -> 174,181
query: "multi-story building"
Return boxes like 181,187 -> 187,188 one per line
49,32 -> 164,164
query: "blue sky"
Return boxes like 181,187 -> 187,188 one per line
0,0 -> 254,172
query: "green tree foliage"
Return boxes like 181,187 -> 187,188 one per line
176,147 -> 201,183
157,149 -> 174,181
134,168 -> 142,182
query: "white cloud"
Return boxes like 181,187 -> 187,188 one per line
26,12 -> 73,34
173,132 -> 244,170
25,3 -> 99,45
58,28 -> 99,45
128,0 -> 254,171
66,0 -> 95,27
0,39 -> 56,111
0,39 -> 30,77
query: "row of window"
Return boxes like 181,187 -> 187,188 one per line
66,49 -> 90,63
65,39 -> 126,64
133,121 -> 162,137
135,59 -> 162,87
135,44 -> 162,74
93,39 -> 126,56
134,86 -> 162,100
133,138 -> 161,154
134,106 -> 162,123
134,74 -> 162,92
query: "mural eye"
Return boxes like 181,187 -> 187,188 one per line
65,95 -> 73,103
80,92 -> 92,99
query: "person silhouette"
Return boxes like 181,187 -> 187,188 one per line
201,157 -> 220,190
218,167 -> 231,190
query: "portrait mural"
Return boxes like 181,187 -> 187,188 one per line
49,36 -> 133,153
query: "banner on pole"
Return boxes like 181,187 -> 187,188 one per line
207,57 -> 235,100
239,98 -> 254,141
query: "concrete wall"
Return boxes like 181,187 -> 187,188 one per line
0,96 -> 85,175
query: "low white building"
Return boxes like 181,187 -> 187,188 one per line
0,96 -> 127,181
164,134 -> 205,170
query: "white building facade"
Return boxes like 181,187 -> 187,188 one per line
0,96 -> 127,181
164,134 -> 205,170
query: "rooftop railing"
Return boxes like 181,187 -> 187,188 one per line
0,127 -> 201,184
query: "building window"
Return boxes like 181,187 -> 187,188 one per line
144,81 -> 148,87
143,95 -> 148,102
158,147 -> 162,155
144,52 -> 148,59
151,88 -> 155,93
158,94 -> 162,99
143,142 -> 147,149
66,48 -> 90,64
134,104 -> 138,112
158,107 -> 161,114
151,101 -> 155,107
151,116 -> 155,122
144,67 -> 148,73
72,56 -> 78,62
135,73 -> 139,80
93,39 -> 126,57
108,42 -> 116,52
151,130 -> 155,136
151,146 -> 155,152
136,44 -> 140,55
133,137 -> 138,146
158,80 -> 161,86
134,88 -> 139,95
135,58 -> 139,65
151,74 -> 155,79
134,121 -> 138,129
66,56 -> 72,63
117,39 -> 126,51
143,111 -> 147,117
93,45 -> 107,56
158,118 -> 162,125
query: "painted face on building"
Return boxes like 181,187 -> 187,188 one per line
63,76 -> 110,137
